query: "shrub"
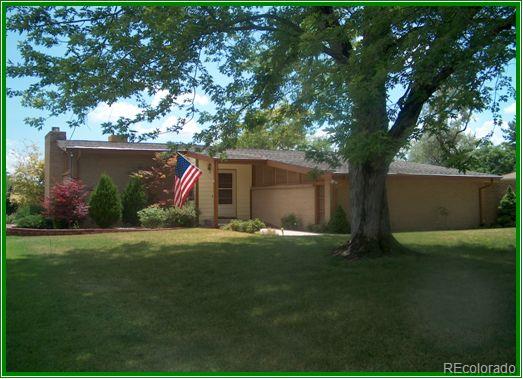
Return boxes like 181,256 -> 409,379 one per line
138,205 -> 167,228
496,187 -> 516,227
281,213 -> 302,230
15,214 -> 46,229
221,218 -> 266,233
43,179 -> 88,228
327,205 -> 350,234
307,222 -> 328,233
164,202 -> 199,227
121,177 -> 147,226
6,214 -> 16,224
89,174 -> 122,228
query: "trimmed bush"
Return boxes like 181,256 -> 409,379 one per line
89,174 -> 122,228
15,214 -> 46,229
496,187 -> 516,227
138,205 -> 167,228
164,202 -> 199,227
221,218 -> 266,233
327,205 -> 350,234
281,213 -> 302,230
43,179 -> 89,228
121,177 -> 147,226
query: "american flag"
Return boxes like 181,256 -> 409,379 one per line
173,154 -> 202,208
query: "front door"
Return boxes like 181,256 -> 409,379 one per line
218,170 -> 236,218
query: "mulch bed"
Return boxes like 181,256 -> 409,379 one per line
6,226 -> 180,236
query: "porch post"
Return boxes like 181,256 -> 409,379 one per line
213,158 -> 219,227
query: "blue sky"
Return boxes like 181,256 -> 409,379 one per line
6,26 -> 517,171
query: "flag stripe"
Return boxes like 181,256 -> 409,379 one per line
173,154 -> 202,208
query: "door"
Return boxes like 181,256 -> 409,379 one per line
218,170 -> 236,218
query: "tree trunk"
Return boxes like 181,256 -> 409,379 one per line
334,160 -> 399,259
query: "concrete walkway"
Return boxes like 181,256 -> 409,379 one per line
259,228 -> 320,236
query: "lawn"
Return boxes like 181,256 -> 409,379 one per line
6,228 -> 517,373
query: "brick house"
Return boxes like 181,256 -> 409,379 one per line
45,127 -> 512,231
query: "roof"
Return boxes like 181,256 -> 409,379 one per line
57,140 -> 500,179
57,140 -> 170,152
219,148 -> 500,178
502,172 -> 516,180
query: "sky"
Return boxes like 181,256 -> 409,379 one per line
5,23 -> 517,172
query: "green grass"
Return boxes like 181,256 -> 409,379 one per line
6,228 -> 516,373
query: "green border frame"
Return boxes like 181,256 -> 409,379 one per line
0,0 -> 520,377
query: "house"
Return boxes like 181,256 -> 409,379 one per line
45,127 -> 509,231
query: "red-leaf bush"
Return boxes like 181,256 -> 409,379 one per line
44,179 -> 89,228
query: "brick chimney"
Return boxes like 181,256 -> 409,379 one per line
108,135 -> 128,143
44,127 -> 67,197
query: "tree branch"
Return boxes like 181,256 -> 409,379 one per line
389,11 -> 515,141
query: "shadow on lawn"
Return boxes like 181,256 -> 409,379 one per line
7,234 -> 516,372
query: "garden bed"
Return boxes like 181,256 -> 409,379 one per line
6,225 -> 180,236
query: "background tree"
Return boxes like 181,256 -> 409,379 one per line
8,6 -> 516,257
9,144 -> 44,208
408,125 -> 480,170
469,141 -> 515,175
408,119 -> 516,175
502,118 -> 516,148
6,175 -> 18,215
236,106 -> 310,149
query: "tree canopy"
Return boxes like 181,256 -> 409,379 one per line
8,6 -> 515,151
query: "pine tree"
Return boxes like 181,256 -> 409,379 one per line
89,174 -> 122,228
121,177 -> 147,226
328,205 -> 350,234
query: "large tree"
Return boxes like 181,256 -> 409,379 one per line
8,6 -> 516,257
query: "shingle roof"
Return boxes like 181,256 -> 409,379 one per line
220,148 -> 500,178
58,140 -> 500,178
57,140 -> 170,151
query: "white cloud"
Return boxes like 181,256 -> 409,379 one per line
133,116 -> 200,143
150,90 -> 209,108
474,120 -> 506,145
504,102 -> 516,115
87,101 -> 142,124
312,128 -> 328,138
6,139 -> 19,173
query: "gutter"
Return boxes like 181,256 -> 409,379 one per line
478,179 -> 495,226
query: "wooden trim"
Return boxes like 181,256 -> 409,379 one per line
250,166 -> 254,219
314,185 -> 319,224
266,160 -> 312,175
213,159 -> 219,227
218,158 -> 266,165
251,183 -> 314,191
195,159 -> 200,224
182,151 -> 214,162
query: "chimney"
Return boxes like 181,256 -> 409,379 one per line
44,127 -> 67,197
108,135 -> 128,143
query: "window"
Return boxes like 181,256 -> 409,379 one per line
218,173 -> 233,204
